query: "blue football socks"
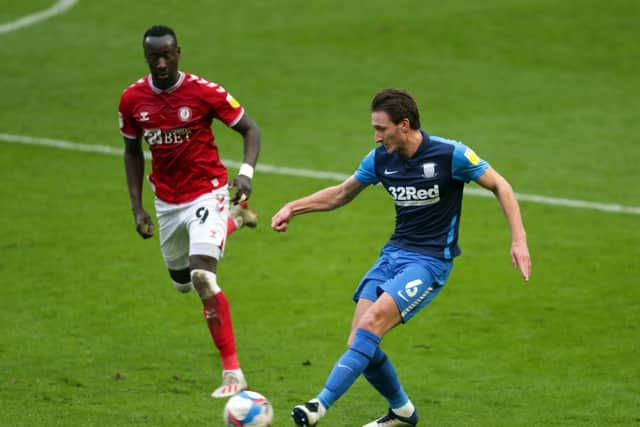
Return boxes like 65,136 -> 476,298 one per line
317,328 -> 381,409
363,347 -> 409,409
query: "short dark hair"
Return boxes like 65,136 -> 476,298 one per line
143,25 -> 178,47
371,88 -> 421,129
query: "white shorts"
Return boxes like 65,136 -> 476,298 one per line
154,187 -> 230,270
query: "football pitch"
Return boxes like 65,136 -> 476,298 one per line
1,1 -> 638,426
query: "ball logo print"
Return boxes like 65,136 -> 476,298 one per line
224,390 -> 273,427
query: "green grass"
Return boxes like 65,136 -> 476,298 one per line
1,1 -> 639,426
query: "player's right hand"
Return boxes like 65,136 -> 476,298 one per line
133,208 -> 154,239
271,205 -> 292,232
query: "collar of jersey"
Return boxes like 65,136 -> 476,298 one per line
148,71 -> 185,94
403,130 -> 431,163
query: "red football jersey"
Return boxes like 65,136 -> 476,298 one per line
119,72 -> 244,204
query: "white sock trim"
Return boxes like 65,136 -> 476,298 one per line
190,269 -> 221,294
309,399 -> 327,417
173,280 -> 193,293
231,214 -> 243,228
392,401 -> 415,418
223,368 -> 245,378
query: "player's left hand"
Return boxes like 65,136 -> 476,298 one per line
511,240 -> 531,282
230,175 -> 252,204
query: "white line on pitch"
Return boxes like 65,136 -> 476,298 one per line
0,0 -> 79,35
1,132 -> 639,215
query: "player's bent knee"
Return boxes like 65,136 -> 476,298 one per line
357,314 -> 380,333
190,269 -> 222,300
357,306 -> 399,336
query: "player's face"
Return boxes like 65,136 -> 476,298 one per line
372,111 -> 407,155
143,35 -> 180,89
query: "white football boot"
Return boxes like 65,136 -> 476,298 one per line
229,201 -> 258,228
362,408 -> 419,427
211,369 -> 248,398
291,400 -> 323,426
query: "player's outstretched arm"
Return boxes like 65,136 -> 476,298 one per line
230,113 -> 261,203
475,167 -> 531,281
123,136 -> 154,239
271,176 -> 365,232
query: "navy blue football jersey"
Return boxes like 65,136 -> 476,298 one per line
354,131 -> 488,260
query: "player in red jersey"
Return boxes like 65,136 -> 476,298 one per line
118,24 -> 260,398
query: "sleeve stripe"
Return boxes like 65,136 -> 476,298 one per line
227,108 -> 245,127
120,130 -> 138,139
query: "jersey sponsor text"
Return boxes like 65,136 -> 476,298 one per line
143,127 -> 193,145
388,185 -> 440,206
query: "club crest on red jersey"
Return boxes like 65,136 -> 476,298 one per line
179,106 -> 192,122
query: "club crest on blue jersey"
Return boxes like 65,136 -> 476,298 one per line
422,162 -> 437,178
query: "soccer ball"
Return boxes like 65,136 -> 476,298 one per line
223,390 -> 273,427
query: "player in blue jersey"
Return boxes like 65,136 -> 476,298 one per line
271,88 -> 531,427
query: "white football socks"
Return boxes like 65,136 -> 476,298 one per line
309,399 -> 327,417
392,401 -> 415,418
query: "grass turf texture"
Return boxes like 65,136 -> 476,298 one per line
1,1 -> 639,426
